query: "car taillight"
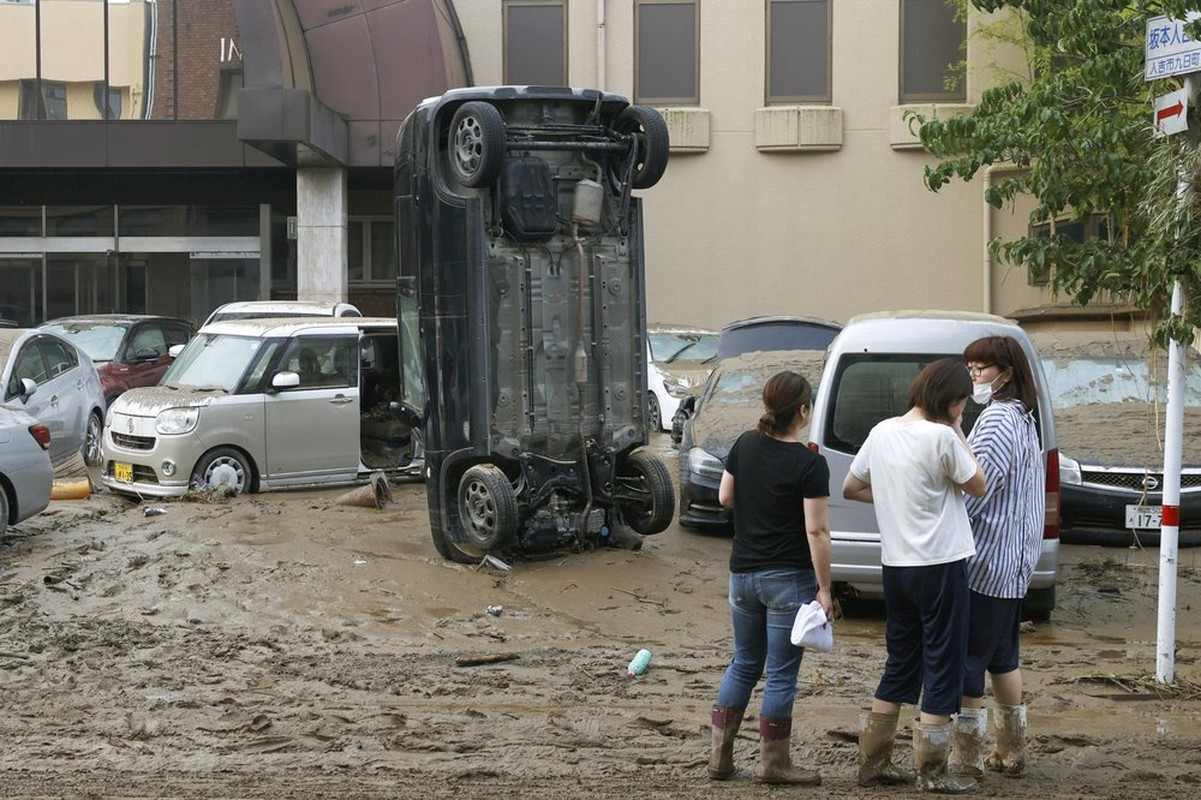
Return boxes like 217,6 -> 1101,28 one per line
1044,448 -> 1060,540
28,424 -> 51,451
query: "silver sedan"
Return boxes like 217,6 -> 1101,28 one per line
0,404 -> 53,536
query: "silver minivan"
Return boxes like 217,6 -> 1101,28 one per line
808,311 -> 1060,620
100,317 -> 417,497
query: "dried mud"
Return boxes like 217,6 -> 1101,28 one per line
2,440 -> 1201,798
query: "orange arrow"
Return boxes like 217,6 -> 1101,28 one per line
1158,101 -> 1185,127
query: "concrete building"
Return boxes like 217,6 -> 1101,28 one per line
0,1 -> 1129,331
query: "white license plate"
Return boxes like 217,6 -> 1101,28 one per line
114,462 -> 133,483
1126,505 -> 1162,530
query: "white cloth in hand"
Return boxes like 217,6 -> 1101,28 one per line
790,600 -> 834,652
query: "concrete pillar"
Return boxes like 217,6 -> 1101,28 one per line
296,166 -> 348,303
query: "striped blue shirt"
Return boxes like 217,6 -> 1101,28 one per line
964,399 -> 1046,598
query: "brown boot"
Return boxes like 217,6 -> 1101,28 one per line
858,709 -> 911,787
707,705 -> 745,780
950,707 -> 987,778
752,717 -> 822,786
914,721 -> 977,794
984,703 -> 1027,775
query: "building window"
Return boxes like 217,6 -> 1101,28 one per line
504,1 -> 566,85
766,0 -> 830,104
1028,216 -> 1109,286
635,0 -> 699,105
94,84 -> 121,120
900,0 -> 966,102
19,80 -> 68,120
348,218 -> 396,284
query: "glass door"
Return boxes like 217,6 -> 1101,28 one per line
0,257 -> 42,326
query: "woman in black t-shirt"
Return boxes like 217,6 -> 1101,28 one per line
707,370 -> 833,786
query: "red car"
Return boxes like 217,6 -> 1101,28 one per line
40,315 -> 194,407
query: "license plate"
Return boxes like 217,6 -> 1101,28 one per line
1126,504 -> 1162,530
114,462 -> 133,483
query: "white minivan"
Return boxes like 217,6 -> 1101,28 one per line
808,311 -> 1060,620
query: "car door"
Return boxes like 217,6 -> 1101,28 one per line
4,336 -> 81,463
263,333 -> 360,484
122,321 -> 175,390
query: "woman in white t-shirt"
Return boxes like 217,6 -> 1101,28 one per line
842,357 -> 985,794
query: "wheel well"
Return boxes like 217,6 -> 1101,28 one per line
0,474 -> 14,524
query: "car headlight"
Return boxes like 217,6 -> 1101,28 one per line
1059,452 -> 1082,486
687,447 -> 725,481
665,380 -> 689,398
156,407 -> 199,435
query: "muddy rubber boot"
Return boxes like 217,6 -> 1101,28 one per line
914,721 -> 977,794
707,705 -> 745,780
857,709 -> 911,787
752,717 -> 822,786
985,703 -> 1027,775
950,707 -> 987,778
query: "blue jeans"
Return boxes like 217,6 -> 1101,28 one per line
715,568 -> 817,720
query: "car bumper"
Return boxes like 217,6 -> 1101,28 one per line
830,532 -> 1058,598
100,428 -> 196,498
1061,484 -> 1201,545
677,472 -> 731,529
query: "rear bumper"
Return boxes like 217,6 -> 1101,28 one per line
1061,484 -> 1201,545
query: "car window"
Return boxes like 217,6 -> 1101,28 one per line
242,341 -> 283,393
38,338 -> 77,378
6,344 -> 46,399
129,325 -> 168,357
281,336 -> 356,389
42,322 -> 125,361
161,333 -> 265,392
164,323 -> 193,347
824,353 -> 985,455
650,332 -> 718,364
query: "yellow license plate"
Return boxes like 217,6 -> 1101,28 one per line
114,462 -> 133,482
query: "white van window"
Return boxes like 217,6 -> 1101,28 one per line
281,337 -> 357,389
825,354 -> 986,455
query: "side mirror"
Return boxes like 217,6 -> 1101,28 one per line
133,348 -> 161,362
19,377 -> 37,401
271,371 -> 301,391
168,344 -> 185,359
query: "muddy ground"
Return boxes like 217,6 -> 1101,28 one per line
4,435 -> 1201,799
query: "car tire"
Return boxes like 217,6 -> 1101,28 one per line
648,393 -> 662,432
457,464 -> 519,552
1022,586 -> 1055,622
191,448 -> 254,494
613,105 -> 670,190
447,101 -> 506,188
82,410 -> 103,467
0,488 -> 8,537
616,449 -> 675,535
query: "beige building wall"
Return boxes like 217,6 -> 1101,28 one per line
456,1 -> 1074,330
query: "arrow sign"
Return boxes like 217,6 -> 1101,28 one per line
1155,87 -> 1189,137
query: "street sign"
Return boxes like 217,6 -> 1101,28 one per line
1146,12 -> 1201,81
1155,87 -> 1189,137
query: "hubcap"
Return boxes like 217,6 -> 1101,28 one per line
463,478 -> 497,535
453,116 -> 484,174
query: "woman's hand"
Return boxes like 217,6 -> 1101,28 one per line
816,586 -> 834,623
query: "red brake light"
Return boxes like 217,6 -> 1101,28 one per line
1044,448 -> 1060,540
28,424 -> 51,451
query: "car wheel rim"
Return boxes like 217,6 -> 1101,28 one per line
84,415 -> 102,465
462,478 -> 497,537
206,458 -> 245,492
453,116 -> 484,175
648,395 -> 661,430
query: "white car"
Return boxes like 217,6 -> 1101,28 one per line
201,300 -> 361,328
101,317 -> 417,497
646,325 -> 718,432
1,328 -> 107,466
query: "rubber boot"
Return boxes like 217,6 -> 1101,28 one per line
950,707 -> 987,778
857,709 -> 911,787
707,705 -> 745,780
752,717 -> 822,786
914,721 -> 977,794
984,703 -> 1027,775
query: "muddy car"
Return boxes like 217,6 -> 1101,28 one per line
646,324 -> 718,432
394,86 -> 674,563
100,317 -> 417,497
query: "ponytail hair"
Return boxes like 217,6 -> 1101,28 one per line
757,371 -> 813,436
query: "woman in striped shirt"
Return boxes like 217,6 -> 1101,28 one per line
952,336 -> 1045,779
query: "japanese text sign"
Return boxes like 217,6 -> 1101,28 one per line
1146,12 -> 1201,81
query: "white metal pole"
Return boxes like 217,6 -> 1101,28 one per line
1156,71 -> 1197,683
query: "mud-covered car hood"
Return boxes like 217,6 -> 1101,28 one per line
656,363 -> 711,395
689,349 -> 827,462
109,385 -> 230,415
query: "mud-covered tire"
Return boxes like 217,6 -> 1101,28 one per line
82,410 -> 104,467
448,101 -> 506,188
1022,586 -> 1055,622
617,450 -> 674,535
614,105 -> 669,189
648,393 -> 662,432
191,447 -> 254,494
457,464 -> 519,552
430,525 -> 480,564
0,488 -> 9,537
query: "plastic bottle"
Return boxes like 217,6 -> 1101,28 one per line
626,648 -> 652,678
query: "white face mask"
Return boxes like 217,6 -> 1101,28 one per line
972,383 -> 993,405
